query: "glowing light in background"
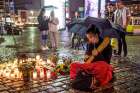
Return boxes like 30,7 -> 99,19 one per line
85,0 -> 99,17
85,0 -> 105,18
44,0 -> 66,29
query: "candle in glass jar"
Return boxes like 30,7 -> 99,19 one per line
43,67 -> 47,78
15,69 -> 19,79
36,67 -> 40,78
36,55 -> 41,60
28,58 -> 32,62
14,59 -> 18,65
11,74 -> 15,79
47,70 -> 51,79
0,70 -> 3,76
47,59 -> 51,64
40,68 -> 44,79
5,72 -> 10,78
33,70 -> 37,79
19,72 -> 22,79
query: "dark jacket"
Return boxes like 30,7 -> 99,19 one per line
38,15 -> 49,31
86,37 -> 112,63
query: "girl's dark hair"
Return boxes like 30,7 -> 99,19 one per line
39,8 -> 45,16
86,25 -> 100,35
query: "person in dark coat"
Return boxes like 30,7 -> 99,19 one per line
38,8 -> 49,50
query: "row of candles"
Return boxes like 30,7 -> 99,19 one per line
0,55 -> 55,80
0,67 -> 52,80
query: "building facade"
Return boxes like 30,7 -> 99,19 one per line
14,0 -> 43,25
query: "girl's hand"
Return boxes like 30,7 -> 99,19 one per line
85,56 -> 94,64
92,49 -> 99,56
84,55 -> 90,62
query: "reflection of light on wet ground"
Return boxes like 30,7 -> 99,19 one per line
0,36 -> 19,46
0,47 -> 17,61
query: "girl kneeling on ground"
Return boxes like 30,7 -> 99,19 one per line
70,25 -> 113,91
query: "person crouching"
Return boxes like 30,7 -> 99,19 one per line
70,25 -> 113,92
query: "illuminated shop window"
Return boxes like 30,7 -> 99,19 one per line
85,0 -> 105,18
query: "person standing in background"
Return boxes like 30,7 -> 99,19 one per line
48,11 -> 59,50
106,3 -> 115,22
114,0 -> 131,57
38,8 -> 49,50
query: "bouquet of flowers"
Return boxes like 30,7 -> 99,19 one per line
53,57 -> 72,75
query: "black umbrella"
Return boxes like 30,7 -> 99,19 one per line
43,5 -> 58,10
69,24 -> 83,33
85,17 -> 120,38
69,17 -> 121,39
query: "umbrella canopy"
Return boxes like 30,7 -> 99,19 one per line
69,24 -> 83,33
44,5 -> 58,10
69,17 -> 121,39
85,17 -> 120,38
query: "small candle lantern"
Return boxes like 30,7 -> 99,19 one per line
47,70 -> 51,79
17,54 -> 33,82
17,54 -> 28,64
33,69 -> 37,80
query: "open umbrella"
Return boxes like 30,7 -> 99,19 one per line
69,24 -> 83,33
43,5 -> 58,10
85,17 -> 120,38
69,17 -> 121,39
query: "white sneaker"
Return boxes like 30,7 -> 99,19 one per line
41,46 -> 46,50
45,46 -> 49,50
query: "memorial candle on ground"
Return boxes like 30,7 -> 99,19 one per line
40,68 -> 44,79
47,70 -> 51,79
33,70 -> 37,79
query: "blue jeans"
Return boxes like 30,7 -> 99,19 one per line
41,31 -> 47,47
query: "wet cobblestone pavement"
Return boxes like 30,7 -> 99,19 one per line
0,27 -> 140,93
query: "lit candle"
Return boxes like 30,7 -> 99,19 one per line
36,67 -> 40,79
15,69 -> 19,79
5,72 -> 10,78
19,72 -> 22,79
0,70 -> 3,76
43,67 -> 47,79
28,58 -> 32,62
19,60 -> 22,64
33,70 -> 37,80
47,59 -> 51,64
40,68 -> 44,79
47,70 -> 51,79
36,55 -> 41,60
11,74 -> 15,79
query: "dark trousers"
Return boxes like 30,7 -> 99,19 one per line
118,32 -> 127,57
